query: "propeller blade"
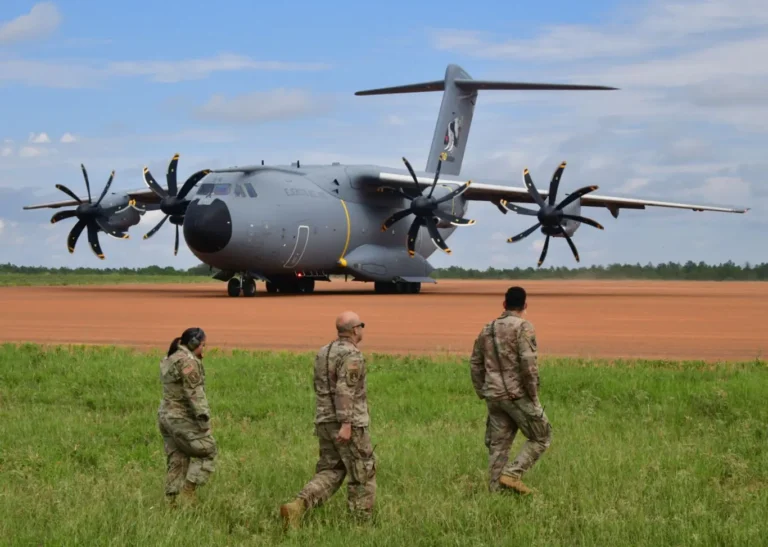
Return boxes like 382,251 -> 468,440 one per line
81,164 -> 92,203
406,216 -> 424,257
523,169 -> 547,208
143,214 -> 169,240
435,180 -> 472,205
143,167 -> 168,198
50,210 -> 77,224
178,169 -> 211,200
427,157 -> 443,198
166,154 -> 180,196
560,225 -> 580,262
56,184 -> 82,203
95,170 -> 115,206
174,224 -> 180,256
548,162 -> 566,206
506,222 -> 541,243
86,221 -> 105,259
401,157 -> 423,193
538,235 -> 551,267
561,214 -> 604,230
95,218 -> 130,239
425,217 -> 452,254
67,218 -> 87,253
499,200 -> 539,216
556,185 -> 599,211
432,208 -> 476,226
380,208 -> 413,232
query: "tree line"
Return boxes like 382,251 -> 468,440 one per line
1,261 -> 766,281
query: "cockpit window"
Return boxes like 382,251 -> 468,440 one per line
196,183 -> 215,195
234,183 -> 246,198
213,184 -> 231,195
244,182 -> 257,198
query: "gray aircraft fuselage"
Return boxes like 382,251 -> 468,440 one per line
182,164 -> 470,282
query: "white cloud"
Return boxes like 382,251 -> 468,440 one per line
60,132 -> 77,143
0,2 -> 61,44
0,218 -> 5,236
28,132 -> 51,144
1,147 -> 12,157
18,146 -> 43,158
0,54 -> 331,89
107,54 -> 330,83
194,88 -> 330,124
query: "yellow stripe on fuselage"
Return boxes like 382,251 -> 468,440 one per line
339,199 -> 351,263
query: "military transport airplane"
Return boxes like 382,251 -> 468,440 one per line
23,64 -> 749,297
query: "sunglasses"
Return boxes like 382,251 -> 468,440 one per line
352,322 -> 365,329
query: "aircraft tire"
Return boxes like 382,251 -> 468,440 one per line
242,277 -> 257,297
227,277 -> 241,297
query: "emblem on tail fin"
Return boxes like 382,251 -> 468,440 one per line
442,116 -> 462,161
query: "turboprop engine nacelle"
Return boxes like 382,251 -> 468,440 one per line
431,185 -> 469,229
552,198 -> 582,238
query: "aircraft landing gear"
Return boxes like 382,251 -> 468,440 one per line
374,281 -> 421,294
265,276 -> 315,294
227,275 -> 257,297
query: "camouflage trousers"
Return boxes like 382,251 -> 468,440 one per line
484,395 -> 552,491
297,422 -> 377,517
158,414 -> 218,496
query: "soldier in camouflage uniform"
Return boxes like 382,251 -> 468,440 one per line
470,286 -> 552,495
280,310 -> 376,529
157,327 -> 217,506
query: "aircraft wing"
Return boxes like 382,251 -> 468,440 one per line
22,187 -> 161,210
365,169 -> 749,217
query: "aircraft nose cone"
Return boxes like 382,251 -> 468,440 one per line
183,199 -> 232,254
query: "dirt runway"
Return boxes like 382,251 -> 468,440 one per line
0,279 -> 765,362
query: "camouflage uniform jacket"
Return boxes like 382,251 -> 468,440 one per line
158,345 -> 211,426
313,336 -> 369,428
469,310 -> 539,401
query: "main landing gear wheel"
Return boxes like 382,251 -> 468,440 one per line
374,281 -> 421,294
265,276 -> 315,294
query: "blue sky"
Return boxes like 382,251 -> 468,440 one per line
0,0 -> 765,270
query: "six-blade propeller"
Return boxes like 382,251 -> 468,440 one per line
501,161 -> 604,266
141,154 -> 211,255
50,164 -> 126,259
380,155 -> 475,256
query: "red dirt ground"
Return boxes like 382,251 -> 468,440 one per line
0,279 -> 765,362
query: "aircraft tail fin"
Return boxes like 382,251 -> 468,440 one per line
355,64 -> 617,176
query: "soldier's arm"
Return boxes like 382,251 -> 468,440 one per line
335,351 -> 363,424
180,360 -> 212,425
517,321 -> 540,404
469,331 -> 487,399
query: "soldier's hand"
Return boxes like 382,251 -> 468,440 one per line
336,423 -> 352,443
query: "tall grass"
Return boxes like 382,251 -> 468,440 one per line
0,343 -> 766,546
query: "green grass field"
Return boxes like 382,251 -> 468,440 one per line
1,343 -> 766,546
0,273 -> 214,287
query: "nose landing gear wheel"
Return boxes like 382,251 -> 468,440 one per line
242,277 -> 256,297
227,277 -> 241,297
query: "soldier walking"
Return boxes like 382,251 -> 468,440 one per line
157,327 -> 217,506
280,311 -> 377,528
469,287 -> 552,494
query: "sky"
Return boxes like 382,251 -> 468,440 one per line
0,0 -> 765,271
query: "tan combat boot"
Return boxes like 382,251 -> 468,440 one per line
280,498 -> 306,530
178,480 -> 198,506
499,474 -> 533,495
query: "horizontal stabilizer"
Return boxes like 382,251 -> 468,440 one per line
355,79 -> 617,96
455,79 -> 618,91
355,80 -> 445,95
